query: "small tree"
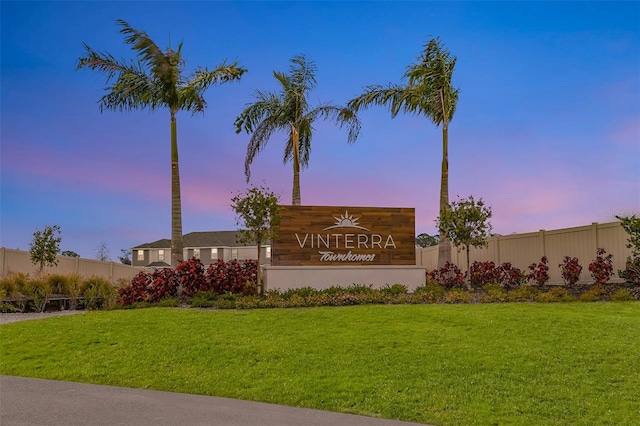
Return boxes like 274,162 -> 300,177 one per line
94,242 -> 110,261
437,195 -> 492,284
118,249 -> 132,265
416,233 -> 439,248
616,215 -> 640,283
29,225 -> 62,272
60,250 -> 80,258
231,185 -> 281,294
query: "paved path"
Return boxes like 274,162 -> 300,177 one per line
0,376 -> 426,426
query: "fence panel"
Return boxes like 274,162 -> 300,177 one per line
417,221 -> 632,284
0,248 -> 143,283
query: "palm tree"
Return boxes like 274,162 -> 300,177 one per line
77,19 -> 246,267
235,54 -> 360,205
347,38 -> 459,268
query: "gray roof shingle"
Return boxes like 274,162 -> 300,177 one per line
133,231 -> 269,250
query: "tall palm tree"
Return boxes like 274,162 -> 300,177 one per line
77,19 -> 246,267
348,38 -> 459,268
235,54 -> 360,205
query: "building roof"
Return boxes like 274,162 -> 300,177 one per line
133,231 -> 268,250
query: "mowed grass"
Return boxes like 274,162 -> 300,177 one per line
1,303 -> 639,425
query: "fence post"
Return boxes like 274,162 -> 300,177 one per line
0,247 -> 5,277
592,222 -> 599,252
539,229 -> 546,259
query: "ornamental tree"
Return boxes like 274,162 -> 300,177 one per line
416,233 -> 439,248
616,215 -> 640,257
437,195 -> 492,284
29,225 -> 62,272
231,185 -> 281,293
616,215 -> 640,283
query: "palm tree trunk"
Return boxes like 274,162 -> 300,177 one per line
170,111 -> 184,269
437,119 -> 452,268
291,125 -> 301,205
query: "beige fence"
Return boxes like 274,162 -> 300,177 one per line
417,221 -> 632,284
0,248 -> 145,283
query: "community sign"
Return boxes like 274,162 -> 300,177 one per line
272,205 -> 415,266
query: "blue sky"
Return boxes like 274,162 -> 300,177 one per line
1,1 -> 638,259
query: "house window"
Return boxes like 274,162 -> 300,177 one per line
266,247 -> 271,258
158,249 -> 164,261
231,248 -> 238,259
211,248 -> 218,260
137,250 -> 144,261
193,248 -> 200,259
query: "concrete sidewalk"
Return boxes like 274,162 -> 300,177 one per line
0,376 -> 426,426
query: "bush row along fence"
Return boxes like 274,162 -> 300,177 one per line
0,248 -> 145,283
1,221 -> 633,286
417,221 -> 632,285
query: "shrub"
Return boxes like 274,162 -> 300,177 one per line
578,286 -> 607,302
429,262 -> 466,289
559,256 -> 582,285
380,283 -> 408,296
235,295 -> 262,309
506,286 -> 542,302
187,291 -> 222,308
481,283 -> 508,303
413,280 -> 446,303
443,288 -> 473,303
156,297 -> 180,307
0,288 -> 20,313
65,274 -> 84,310
609,288 -> 636,301
345,284 -> 376,295
538,287 -> 575,303
618,256 -> 640,284
284,294 -> 308,308
147,268 -> 179,302
47,274 -> 70,294
497,262 -> 525,290
1,272 -> 30,310
24,279 -> 50,313
206,259 -> 258,296
119,271 -> 151,305
588,248 -> 614,285
177,257 -> 208,298
469,261 -> 500,288
82,277 -> 116,310
281,286 -> 317,299
526,256 -> 550,286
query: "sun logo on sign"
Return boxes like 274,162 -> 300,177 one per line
323,210 -> 370,231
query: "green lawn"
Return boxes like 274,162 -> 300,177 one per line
2,303 -> 639,425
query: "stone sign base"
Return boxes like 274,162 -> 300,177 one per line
263,265 -> 427,293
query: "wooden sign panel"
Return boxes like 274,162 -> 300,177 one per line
272,205 -> 415,266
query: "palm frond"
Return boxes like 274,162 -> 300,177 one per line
77,43 -> 139,83
347,84 -> 409,118
244,118 -> 279,182
235,91 -> 283,134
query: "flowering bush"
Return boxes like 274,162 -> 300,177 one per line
429,262 -> 466,289
496,262 -> 525,289
119,258 -> 259,305
559,256 -> 582,285
527,256 -> 550,287
469,261 -> 500,288
119,271 -> 151,305
588,248 -> 614,285
207,259 -> 258,295
176,257 -> 208,298
147,267 -> 179,303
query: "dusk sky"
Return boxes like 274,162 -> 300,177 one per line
1,1 -> 639,260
